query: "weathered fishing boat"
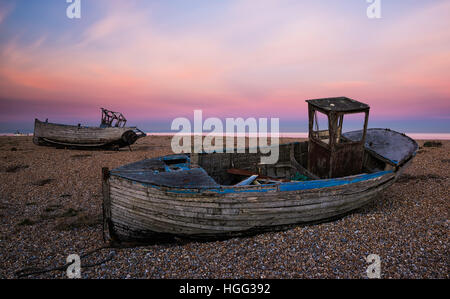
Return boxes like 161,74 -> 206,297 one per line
102,97 -> 418,242
33,108 -> 146,149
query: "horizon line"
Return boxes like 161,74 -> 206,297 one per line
2,132 -> 450,140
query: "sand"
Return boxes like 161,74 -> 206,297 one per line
0,136 -> 448,279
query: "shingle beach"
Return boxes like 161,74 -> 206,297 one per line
0,136 -> 448,279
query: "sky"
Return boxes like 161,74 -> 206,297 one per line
0,0 -> 449,133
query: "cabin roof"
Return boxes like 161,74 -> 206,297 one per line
306,97 -> 369,113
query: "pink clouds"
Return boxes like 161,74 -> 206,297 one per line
0,0 -> 449,126
0,2 -> 14,25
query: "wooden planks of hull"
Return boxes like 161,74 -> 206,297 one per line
33,119 -> 143,149
105,172 -> 396,240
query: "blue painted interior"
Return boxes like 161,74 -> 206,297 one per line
160,155 -> 191,172
112,167 -> 393,195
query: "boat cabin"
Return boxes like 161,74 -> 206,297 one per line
306,97 -> 370,179
100,108 -> 128,128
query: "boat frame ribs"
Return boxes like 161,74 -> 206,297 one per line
101,108 -> 127,128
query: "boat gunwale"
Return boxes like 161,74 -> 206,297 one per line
109,169 -> 395,194
34,118 -> 138,131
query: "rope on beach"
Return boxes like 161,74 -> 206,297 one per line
15,245 -> 115,278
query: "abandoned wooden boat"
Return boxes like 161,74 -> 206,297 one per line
33,108 -> 146,149
102,97 -> 418,242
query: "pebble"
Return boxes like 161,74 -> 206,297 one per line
0,137 -> 448,278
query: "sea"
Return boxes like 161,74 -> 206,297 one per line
1,132 -> 449,140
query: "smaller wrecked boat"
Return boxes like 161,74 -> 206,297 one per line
101,97 -> 418,242
33,108 -> 146,149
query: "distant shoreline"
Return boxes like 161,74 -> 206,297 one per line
146,132 -> 450,140
1,132 -> 449,140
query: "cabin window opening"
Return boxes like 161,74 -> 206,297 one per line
311,110 -> 330,145
163,158 -> 188,165
338,112 -> 366,143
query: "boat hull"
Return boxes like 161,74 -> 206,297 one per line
33,119 -> 143,149
102,128 -> 417,242
103,169 -> 397,242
